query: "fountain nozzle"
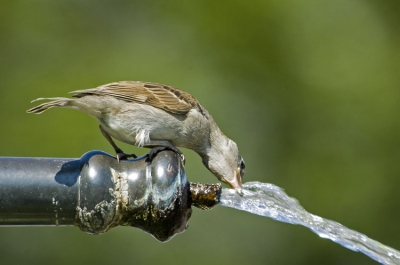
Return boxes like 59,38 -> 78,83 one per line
189,182 -> 221,210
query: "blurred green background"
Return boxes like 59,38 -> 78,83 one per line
1,0 -> 399,264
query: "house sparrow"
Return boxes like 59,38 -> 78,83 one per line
27,81 -> 245,191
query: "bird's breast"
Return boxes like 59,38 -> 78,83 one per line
98,102 -> 210,151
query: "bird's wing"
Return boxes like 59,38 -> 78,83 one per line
69,81 -> 201,115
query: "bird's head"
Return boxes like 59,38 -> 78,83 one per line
202,138 -> 245,194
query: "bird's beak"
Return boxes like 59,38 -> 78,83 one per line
225,168 -> 243,195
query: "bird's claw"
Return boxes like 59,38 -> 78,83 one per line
147,146 -> 185,165
147,147 -> 164,162
116,152 -> 138,162
179,153 -> 185,165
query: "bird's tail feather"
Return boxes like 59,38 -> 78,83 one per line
26,97 -> 72,114
69,88 -> 99,98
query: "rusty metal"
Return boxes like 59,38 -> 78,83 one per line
0,150 -> 222,241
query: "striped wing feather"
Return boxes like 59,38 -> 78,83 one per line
69,81 -> 200,115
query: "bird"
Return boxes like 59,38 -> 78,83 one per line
27,81 -> 245,192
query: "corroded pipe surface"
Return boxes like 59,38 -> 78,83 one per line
189,183 -> 221,210
0,150 -> 192,241
0,150 -> 222,241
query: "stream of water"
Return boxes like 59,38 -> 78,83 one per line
219,182 -> 400,265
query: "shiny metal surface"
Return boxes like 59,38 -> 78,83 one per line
0,150 -> 192,242
0,156 -> 79,225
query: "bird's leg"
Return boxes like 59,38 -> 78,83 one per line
144,140 -> 185,164
99,125 -> 137,162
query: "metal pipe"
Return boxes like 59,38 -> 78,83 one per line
0,155 -> 80,226
0,150 -> 198,241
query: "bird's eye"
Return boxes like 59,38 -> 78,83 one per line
240,160 -> 245,170
238,156 -> 245,178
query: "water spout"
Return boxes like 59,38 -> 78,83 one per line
219,182 -> 400,265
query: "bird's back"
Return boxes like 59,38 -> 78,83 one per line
70,81 -> 203,115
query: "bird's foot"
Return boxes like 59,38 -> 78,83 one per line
147,146 -> 185,164
116,150 -> 138,163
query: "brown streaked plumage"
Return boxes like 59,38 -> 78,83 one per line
27,81 -> 245,192
70,81 -> 202,115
